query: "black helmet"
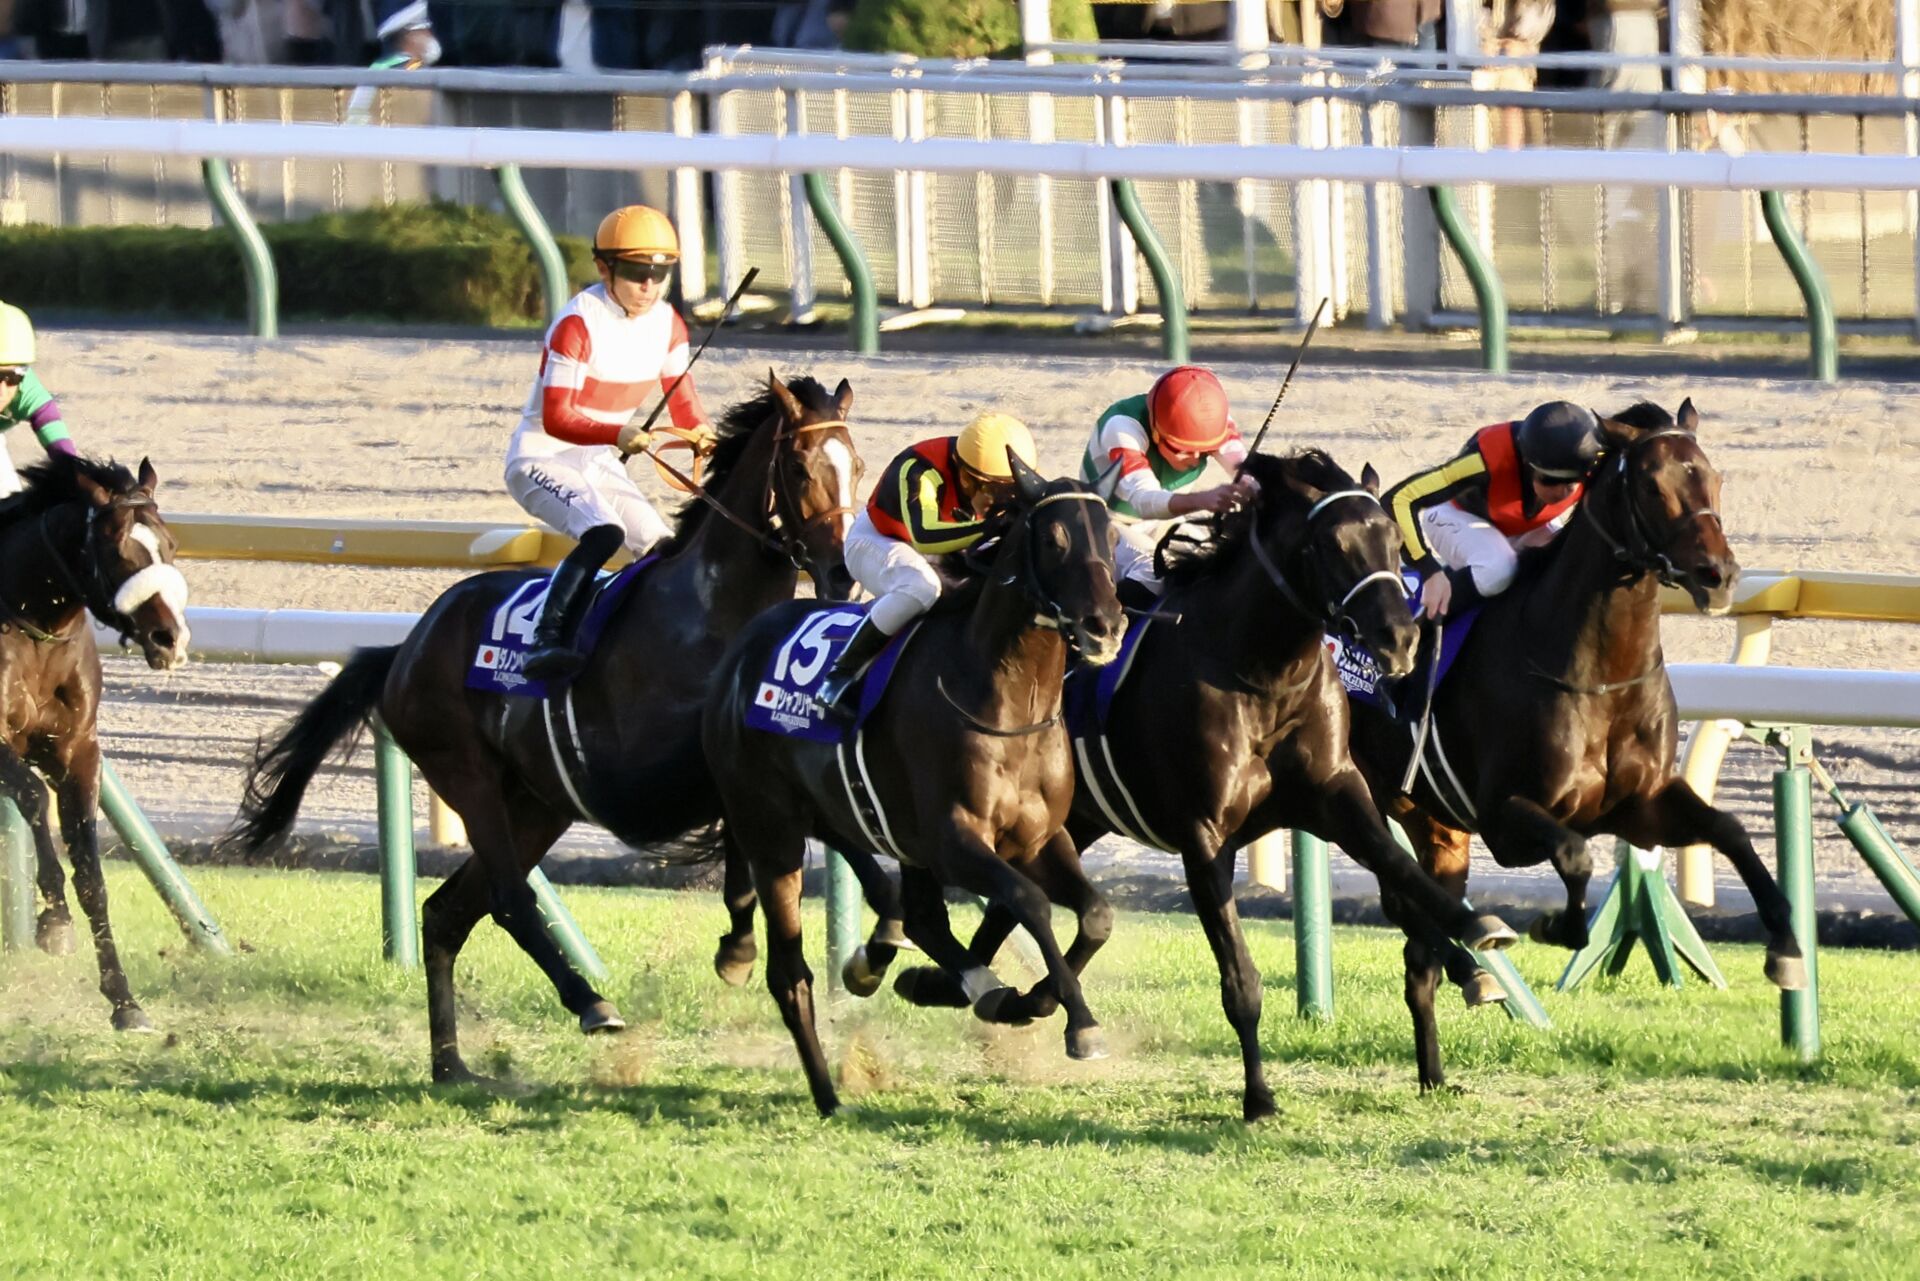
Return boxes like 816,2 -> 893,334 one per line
1514,402 -> 1602,480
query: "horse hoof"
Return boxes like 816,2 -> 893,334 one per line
1463,914 -> 1518,951
1244,1091 -> 1279,1124
36,914 -> 75,956
112,1005 -> 156,1034
713,938 -> 755,987
1065,1026 -> 1109,1061
1766,952 -> 1808,992
1526,913 -> 1558,944
433,1060 -> 498,1089
579,1001 -> 627,1035
894,966 -> 969,1009
1462,972 -> 1507,1008
869,918 -> 912,950
841,948 -> 883,999
970,986 -> 1025,1025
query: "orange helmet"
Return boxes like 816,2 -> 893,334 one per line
594,205 -> 678,263
1146,366 -> 1232,453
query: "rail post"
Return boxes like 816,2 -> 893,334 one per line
98,759 -> 232,955
1558,839 -> 1723,992
201,157 -> 278,341
1678,613 -> 1775,906
1290,830 -> 1333,1019
0,799 -> 32,954
802,172 -> 879,355
1770,726 -> 1820,1060
373,720 -> 419,969
527,866 -> 609,983
1428,186 -> 1507,373
1110,178 -> 1191,364
1759,190 -> 1839,383
494,163 -> 570,328
822,841 -> 862,996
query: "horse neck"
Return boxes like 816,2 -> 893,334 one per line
1522,477 -> 1664,682
1176,524 -> 1325,688
0,504 -> 88,632
957,531 -> 1066,713
661,419 -> 795,631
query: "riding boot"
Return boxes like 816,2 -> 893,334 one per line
1117,577 -> 1160,615
523,524 -> 625,681
815,617 -> 892,723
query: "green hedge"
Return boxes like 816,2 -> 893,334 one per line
844,0 -> 1098,60
0,202 -> 598,328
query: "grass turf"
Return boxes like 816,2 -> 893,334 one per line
2,865 -> 1917,1279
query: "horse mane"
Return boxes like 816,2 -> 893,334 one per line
0,454 -> 136,527
1607,401 -> 1677,433
653,376 -> 835,555
1159,450 -> 1351,589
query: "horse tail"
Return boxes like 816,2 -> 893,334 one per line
224,645 -> 399,858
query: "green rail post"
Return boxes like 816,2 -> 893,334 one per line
373,721 -> 419,970
1290,830 -> 1334,1019
1758,190 -> 1838,383
97,760 -> 231,955
495,164 -> 571,328
201,158 -> 278,341
0,799 -> 32,954
1428,187 -> 1507,374
1774,747 -> 1820,1061
1837,802 -> 1920,930
527,866 -> 609,984
1109,178 -> 1190,364
1558,839 -> 1724,992
824,843 -> 862,996
801,173 -> 879,356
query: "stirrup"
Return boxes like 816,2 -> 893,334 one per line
815,673 -> 860,722
523,643 -> 586,680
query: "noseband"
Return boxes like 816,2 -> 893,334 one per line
3,495 -> 168,646
1247,487 -> 1403,634
1578,428 -> 1722,587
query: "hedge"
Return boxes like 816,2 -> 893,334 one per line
0,202 -> 599,328
844,0 -> 1098,60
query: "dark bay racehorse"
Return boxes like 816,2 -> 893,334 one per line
1347,400 -> 1807,1091
0,455 -> 190,1030
701,458 -> 1125,1116
883,451 -> 1519,1120
229,374 -> 860,1082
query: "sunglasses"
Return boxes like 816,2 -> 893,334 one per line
0,369 -> 24,388
608,258 -> 674,285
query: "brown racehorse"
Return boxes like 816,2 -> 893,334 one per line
1347,400 -> 1807,1091
877,450 -> 1519,1120
0,455 -> 190,1030
228,374 -> 860,1082
701,458 -> 1125,1116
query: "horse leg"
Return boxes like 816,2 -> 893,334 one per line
1177,835 -> 1277,1122
49,750 -> 149,1031
747,825 -> 840,1117
1612,779 -> 1805,989
0,748 -> 74,956
992,831 -> 1114,1026
713,826 -> 759,987
1482,796 -> 1593,949
1388,808 -> 1479,1090
835,844 -> 910,999
891,865 -> 1004,1013
422,858 -> 494,1083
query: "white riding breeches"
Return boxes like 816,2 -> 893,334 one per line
505,445 -> 669,556
1111,516 -> 1185,592
0,442 -> 21,498
1419,500 -> 1571,597
845,510 -> 942,634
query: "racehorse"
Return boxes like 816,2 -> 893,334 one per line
880,450 -> 1519,1120
1346,399 -> 1807,1091
701,456 -> 1125,1117
0,455 -> 190,1030
228,373 -> 860,1082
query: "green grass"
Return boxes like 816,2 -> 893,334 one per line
3,866 -> 1918,1280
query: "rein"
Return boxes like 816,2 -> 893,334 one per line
935,673 -> 1063,737
1247,487 -> 1402,631
0,499 -> 154,645
644,417 -> 850,569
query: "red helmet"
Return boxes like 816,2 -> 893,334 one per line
1147,366 -> 1232,453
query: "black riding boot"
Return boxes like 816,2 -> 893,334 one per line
523,524 -> 625,681
814,617 -> 893,723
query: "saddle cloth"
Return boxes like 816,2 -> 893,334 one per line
1330,569 -> 1482,710
1063,611 -> 1175,851
464,555 -> 657,699
743,603 -> 918,745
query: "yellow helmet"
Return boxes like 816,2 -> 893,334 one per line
594,205 -> 678,263
0,302 -> 35,367
956,413 -> 1038,479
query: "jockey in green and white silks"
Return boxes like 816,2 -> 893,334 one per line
1080,365 -> 1257,600
0,301 -> 80,497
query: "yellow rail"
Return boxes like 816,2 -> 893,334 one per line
1658,572 -> 1920,624
168,514 -> 590,569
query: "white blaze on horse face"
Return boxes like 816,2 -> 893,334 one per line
128,523 -> 163,567
822,437 -> 856,535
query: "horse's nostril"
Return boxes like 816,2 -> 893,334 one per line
153,630 -> 175,650
1697,566 -> 1723,589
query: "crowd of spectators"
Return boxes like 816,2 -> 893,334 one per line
0,0 -> 1665,86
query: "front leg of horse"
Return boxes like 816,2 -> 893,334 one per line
1,749 -> 76,956
486,868 -> 624,1035
1483,796 -> 1594,950
1615,780 -> 1806,990
990,831 -> 1114,1026
713,828 -> 760,987
1179,838 -> 1276,1122
891,866 -> 1014,1015
834,843 -> 912,999
55,773 -> 151,1032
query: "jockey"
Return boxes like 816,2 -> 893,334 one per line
814,412 -> 1039,721
0,301 -> 79,498
1383,401 -> 1605,619
1080,365 -> 1257,603
506,204 -> 717,679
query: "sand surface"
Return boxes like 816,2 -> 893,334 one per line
28,328 -> 1920,909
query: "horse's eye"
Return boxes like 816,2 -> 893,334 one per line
1047,523 -> 1071,554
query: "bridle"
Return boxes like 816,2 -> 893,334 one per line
648,415 -> 854,575
0,495 -> 164,646
1577,428 -> 1722,588
1246,487 -> 1405,636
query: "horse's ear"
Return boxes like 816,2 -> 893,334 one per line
1008,449 -> 1047,505
1676,397 -> 1699,433
832,379 -> 853,420
138,457 -> 158,493
1360,462 -> 1381,495
1092,459 -> 1123,504
73,467 -> 112,508
768,369 -> 805,424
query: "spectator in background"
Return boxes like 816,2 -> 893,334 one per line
344,0 -> 438,124
20,0 -> 170,58
770,0 -> 850,50
1586,0 -> 1660,97
203,0 -> 329,63
1482,0 -> 1557,148
0,0 -> 26,57
1320,0 -> 1443,52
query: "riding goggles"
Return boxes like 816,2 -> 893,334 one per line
0,367 -> 25,387
608,258 -> 675,285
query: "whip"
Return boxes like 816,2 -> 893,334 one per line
621,266 -> 760,460
1241,296 -> 1329,466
